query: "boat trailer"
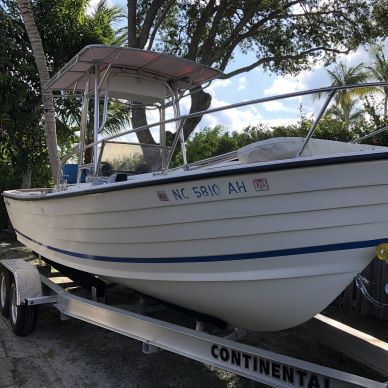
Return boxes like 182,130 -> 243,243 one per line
0,257 -> 387,388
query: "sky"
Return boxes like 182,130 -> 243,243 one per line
92,0 -> 388,137
195,42 -> 388,133
144,42 -> 388,141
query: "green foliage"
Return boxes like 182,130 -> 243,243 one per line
99,101 -> 133,137
315,58 -> 388,134
367,46 -> 388,84
0,0 -> 124,228
366,45 -> 388,118
327,100 -> 365,126
324,63 -> 371,106
177,112 -> 385,166
34,0 -> 126,154
0,0 -> 47,187
33,0 -> 124,73
0,0 -> 124,164
128,1 -> 388,145
0,124 -> 51,228
363,95 -> 387,127
185,126 -> 239,162
147,0 -> 387,75
371,1 -> 388,38
107,154 -> 144,173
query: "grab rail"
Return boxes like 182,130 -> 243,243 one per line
351,125 -> 388,143
86,81 -> 388,151
62,81 -> 388,175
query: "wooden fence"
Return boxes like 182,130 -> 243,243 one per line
332,257 -> 388,321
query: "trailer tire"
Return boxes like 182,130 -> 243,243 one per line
0,268 -> 11,318
9,280 -> 38,336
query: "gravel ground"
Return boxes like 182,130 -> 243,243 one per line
0,304 -> 249,388
0,239 -> 387,387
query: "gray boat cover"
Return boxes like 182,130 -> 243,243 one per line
238,137 -> 388,163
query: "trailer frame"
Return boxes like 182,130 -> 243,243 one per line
0,257 -> 387,388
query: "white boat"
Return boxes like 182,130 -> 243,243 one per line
3,45 -> 388,331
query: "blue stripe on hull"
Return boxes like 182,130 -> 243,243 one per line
15,229 -> 386,264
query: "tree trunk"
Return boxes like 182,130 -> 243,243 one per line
132,104 -> 156,145
17,0 -> 59,181
131,104 -> 162,171
182,87 -> 212,139
384,89 -> 388,121
132,88 -> 212,143
130,88 -> 212,169
21,168 -> 32,189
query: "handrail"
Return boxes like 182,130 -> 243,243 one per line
296,90 -> 336,157
84,81 -> 388,151
351,125 -> 388,143
62,81 -> 388,176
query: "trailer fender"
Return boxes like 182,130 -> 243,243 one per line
0,259 -> 42,305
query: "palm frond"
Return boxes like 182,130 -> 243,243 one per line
327,98 -> 364,124
366,46 -> 388,85
316,61 -> 374,111
99,101 -> 132,136
88,0 -> 126,44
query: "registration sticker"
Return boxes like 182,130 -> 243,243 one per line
253,178 -> 269,191
156,191 -> 170,201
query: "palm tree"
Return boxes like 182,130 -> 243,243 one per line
92,0 -> 126,46
367,46 -> 388,120
16,0 -> 59,181
316,62 -> 371,106
16,0 -> 126,179
327,99 -> 364,125
314,61 -> 373,136
58,1 -> 128,138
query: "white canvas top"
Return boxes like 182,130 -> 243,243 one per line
45,45 -> 223,95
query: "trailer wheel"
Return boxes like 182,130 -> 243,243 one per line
0,268 -> 11,317
9,280 -> 38,336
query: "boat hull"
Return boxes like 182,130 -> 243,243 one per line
4,155 -> 388,330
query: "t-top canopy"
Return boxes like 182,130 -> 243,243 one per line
45,45 -> 223,97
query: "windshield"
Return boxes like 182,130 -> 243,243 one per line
99,141 -> 170,175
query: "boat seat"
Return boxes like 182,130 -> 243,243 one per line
107,173 -> 128,183
62,164 -> 78,184
62,164 -> 87,183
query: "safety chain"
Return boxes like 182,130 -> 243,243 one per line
355,273 -> 388,308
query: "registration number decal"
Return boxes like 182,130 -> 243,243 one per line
156,178 -> 269,202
